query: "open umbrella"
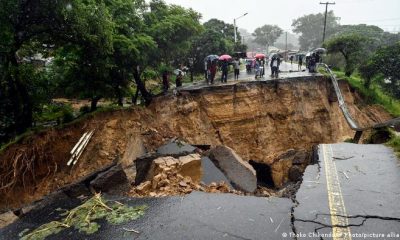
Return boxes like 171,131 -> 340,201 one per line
255,53 -> 265,59
204,55 -> 219,62
219,54 -> 232,61
173,69 -> 183,75
313,48 -> 327,54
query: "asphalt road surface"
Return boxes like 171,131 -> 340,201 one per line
1,145 -> 399,239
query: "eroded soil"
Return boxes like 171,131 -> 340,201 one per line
0,77 -> 392,211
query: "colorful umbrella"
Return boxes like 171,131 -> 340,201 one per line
255,53 -> 265,59
219,54 -> 232,61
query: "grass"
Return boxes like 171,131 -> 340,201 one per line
387,135 -> 400,157
332,71 -> 400,117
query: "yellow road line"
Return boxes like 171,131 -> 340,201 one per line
322,144 -> 352,240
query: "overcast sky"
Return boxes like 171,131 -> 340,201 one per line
164,0 -> 400,34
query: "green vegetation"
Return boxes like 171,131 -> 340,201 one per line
334,71 -> 400,117
0,0 -> 248,145
19,194 -> 147,240
387,134 -> 400,156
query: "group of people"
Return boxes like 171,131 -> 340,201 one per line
205,58 -> 241,84
162,69 -> 183,93
305,52 -> 321,73
251,56 -> 281,79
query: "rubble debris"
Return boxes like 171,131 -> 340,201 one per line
146,154 -> 203,183
207,146 -> 257,193
130,155 -> 238,197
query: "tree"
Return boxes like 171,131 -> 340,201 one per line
145,0 -> 202,65
360,42 -> 400,97
292,11 -> 339,50
252,25 -> 283,53
324,34 -> 368,77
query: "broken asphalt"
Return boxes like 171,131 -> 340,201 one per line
1,143 -> 399,239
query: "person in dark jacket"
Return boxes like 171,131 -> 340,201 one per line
162,70 -> 169,93
176,71 -> 183,87
270,56 -> 281,78
221,60 -> 228,83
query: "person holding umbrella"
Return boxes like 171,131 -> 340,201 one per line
221,59 -> 229,83
209,60 -> 217,84
270,55 -> 281,78
233,58 -> 240,80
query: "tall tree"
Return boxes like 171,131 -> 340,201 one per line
252,25 -> 283,53
324,33 -> 368,76
292,11 -> 339,50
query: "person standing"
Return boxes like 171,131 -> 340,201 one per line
254,60 -> 260,79
176,71 -> 183,87
204,61 -> 208,81
209,61 -> 217,84
290,55 -> 294,65
162,70 -> 169,93
221,60 -> 228,83
233,58 -> 240,80
298,55 -> 303,71
308,53 -> 317,73
270,56 -> 280,78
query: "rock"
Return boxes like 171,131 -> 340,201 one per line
277,149 -> 296,160
152,174 -> 163,189
207,146 -> 257,193
0,211 -> 18,229
271,158 -> 292,188
179,181 -> 188,187
288,166 -> 303,182
136,181 -> 151,194
90,164 -> 128,192
178,154 -> 202,182
292,151 -> 309,165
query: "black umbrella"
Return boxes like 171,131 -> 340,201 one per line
204,55 -> 219,62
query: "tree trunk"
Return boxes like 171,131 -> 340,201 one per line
90,96 -> 102,111
133,66 -> 152,105
9,49 -> 33,134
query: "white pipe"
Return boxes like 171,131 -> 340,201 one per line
70,132 -> 88,154
73,130 -> 94,165
67,131 -> 92,166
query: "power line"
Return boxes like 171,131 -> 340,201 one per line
320,2 -> 336,44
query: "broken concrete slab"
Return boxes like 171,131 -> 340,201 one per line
90,164 -> 129,193
120,134 -> 146,183
207,146 -> 256,193
201,157 -> 232,188
156,139 -> 197,156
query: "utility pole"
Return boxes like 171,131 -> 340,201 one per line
285,31 -> 288,60
320,2 -> 335,44
234,13 -> 248,43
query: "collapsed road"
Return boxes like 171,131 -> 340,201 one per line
1,143 -> 399,239
0,68 -> 399,239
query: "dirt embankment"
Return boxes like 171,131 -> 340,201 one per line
0,76 -> 391,211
